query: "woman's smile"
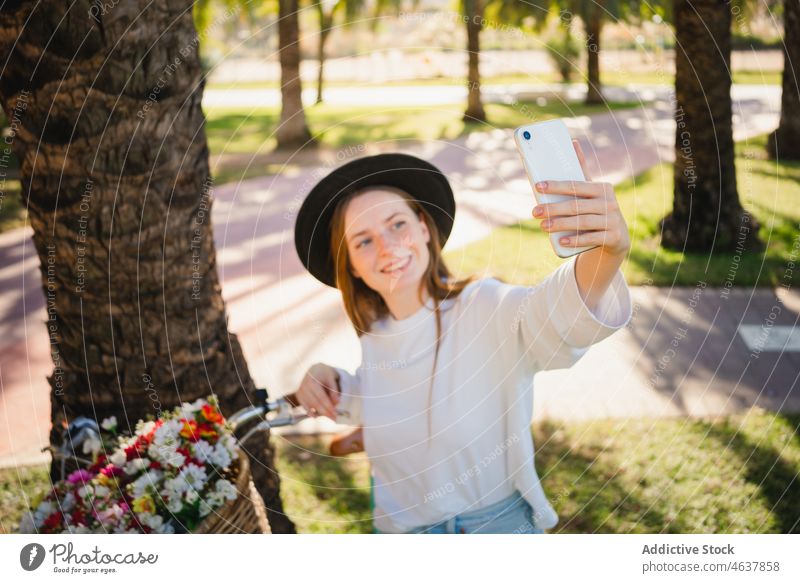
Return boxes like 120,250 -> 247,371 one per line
380,252 -> 412,277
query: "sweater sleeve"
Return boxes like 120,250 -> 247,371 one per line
331,365 -> 363,426
469,255 -> 633,372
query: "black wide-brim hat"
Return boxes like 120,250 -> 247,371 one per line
294,153 -> 456,288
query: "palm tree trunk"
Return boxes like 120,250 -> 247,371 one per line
660,0 -> 761,252
463,0 -> 487,123
768,0 -> 800,160
277,0 -> 315,149
316,6 -> 333,105
0,0 -> 295,533
584,10 -> 604,105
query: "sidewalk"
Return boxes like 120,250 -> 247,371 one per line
1,84 -> 793,468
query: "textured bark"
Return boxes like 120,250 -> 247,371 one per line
463,0 -> 487,123
660,0 -> 762,252
768,0 -> 800,160
277,0 -> 315,149
0,0 -> 294,533
584,11 -> 604,105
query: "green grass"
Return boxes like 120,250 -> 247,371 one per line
0,464 -> 50,534
206,69 -> 781,91
5,408 -> 797,533
0,178 -> 25,232
445,134 -> 800,287
205,100 -> 638,153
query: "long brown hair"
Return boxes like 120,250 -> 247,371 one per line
329,185 -> 477,441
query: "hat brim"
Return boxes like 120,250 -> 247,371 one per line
294,153 -> 456,288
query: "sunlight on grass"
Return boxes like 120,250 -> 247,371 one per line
204,100 -> 642,181
4,409 -> 796,533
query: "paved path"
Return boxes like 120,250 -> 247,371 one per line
1,84 -> 794,468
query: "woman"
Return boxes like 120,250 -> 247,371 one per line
291,146 -> 632,534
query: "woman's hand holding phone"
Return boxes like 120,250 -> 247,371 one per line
290,363 -> 341,419
532,140 -> 631,257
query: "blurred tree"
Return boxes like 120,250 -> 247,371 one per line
277,0 -> 317,149
659,0 -> 762,252
462,0 -> 487,122
489,0 -> 642,103
0,0 -> 295,533
312,0 -> 360,105
768,0 -> 800,160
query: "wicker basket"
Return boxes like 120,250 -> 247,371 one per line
195,450 -> 271,534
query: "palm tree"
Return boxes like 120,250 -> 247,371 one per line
463,0 -> 488,122
278,0 -> 317,149
768,0 -> 800,160
659,0 -> 761,252
313,0 -> 379,105
0,0 -> 295,533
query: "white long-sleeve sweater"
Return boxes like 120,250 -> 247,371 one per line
333,255 -> 633,533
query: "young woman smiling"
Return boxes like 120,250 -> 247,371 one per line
291,147 -> 632,534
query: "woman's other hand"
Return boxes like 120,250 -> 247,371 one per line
290,363 -> 341,419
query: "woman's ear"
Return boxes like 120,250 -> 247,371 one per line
418,212 -> 430,244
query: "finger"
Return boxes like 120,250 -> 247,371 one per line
557,231 -> 613,248
309,371 -> 339,409
305,388 -> 334,418
572,139 -> 592,181
540,214 -> 612,233
533,198 -> 605,219
536,180 -> 610,198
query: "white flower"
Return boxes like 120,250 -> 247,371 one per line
148,443 -> 185,468
184,489 -> 199,504
124,458 -> 148,475
141,513 -> 164,530
76,484 -> 93,499
198,499 -> 213,517
215,478 -> 237,501
62,492 -> 76,513
166,496 -> 183,513
152,419 -> 182,448
164,464 -> 206,496
33,500 -> 55,524
82,434 -> 101,456
208,443 -> 232,468
155,520 -> 175,534
93,485 -> 110,499
135,420 -> 156,435
180,398 -> 205,416
191,440 -> 214,463
130,469 -> 163,498
101,416 -> 117,431
110,449 -> 127,467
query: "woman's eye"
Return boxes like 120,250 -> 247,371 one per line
356,238 -> 371,249
393,221 -> 406,229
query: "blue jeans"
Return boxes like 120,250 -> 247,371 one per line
374,490 -> 545,534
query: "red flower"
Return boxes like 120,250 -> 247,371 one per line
42,511 -> 64,532
100,464 -> 123,478
179,419 -> 200,442
200,404 -> 224,425
198,423 -> 218,442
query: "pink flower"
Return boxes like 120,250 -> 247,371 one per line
66,469 -> 94,484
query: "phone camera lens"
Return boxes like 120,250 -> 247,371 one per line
522,131 -> 531,140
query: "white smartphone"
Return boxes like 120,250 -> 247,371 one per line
513,119 -> 599,258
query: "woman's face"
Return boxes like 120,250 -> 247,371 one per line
343,188 -> 431,298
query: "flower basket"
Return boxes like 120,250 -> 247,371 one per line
20,396 -> 270,534
195,450 -> 270,534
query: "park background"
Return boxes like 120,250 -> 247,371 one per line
0,0 -> 798,533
